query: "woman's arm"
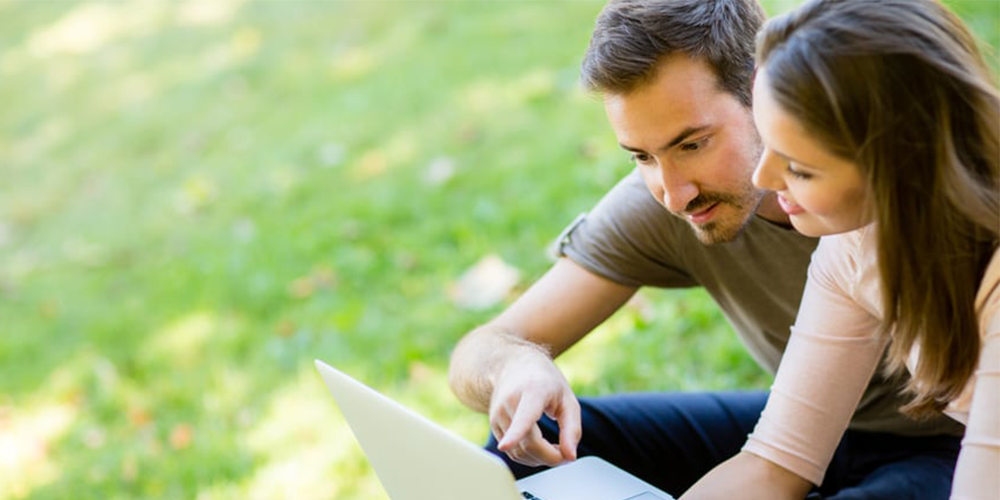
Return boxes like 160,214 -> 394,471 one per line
951,250 -> 1000,499
684,233 -> 887,497
680,452 -> 811,500
950,328 -> 1000,499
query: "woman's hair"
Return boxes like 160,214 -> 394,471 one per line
757,0 -> 1000,417
581,0 -> 764,107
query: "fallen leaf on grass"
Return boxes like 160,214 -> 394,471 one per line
625,292 -> 655,323
275,320 -> 296,338
38,300 -> 58,319
409,361 -> 432,383
288,277 -> 315,299
174,175 -> 218,214
230,27 -> 261,58
455,122 -> 482,144
448,254 -> 521,310
317,142 -> 347,168
169,423 -> 193,450
422,156 -> 456,186
352,149 -> 387,180
121,454 -> 138,483
287,266 -> 336,299
332,46 -> 377,81
128,407 -> 151,428
82,426 -> 105,449
232,218 -> 257,243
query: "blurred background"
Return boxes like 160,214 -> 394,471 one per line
0,1 -> 996,499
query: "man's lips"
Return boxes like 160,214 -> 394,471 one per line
686,202 -> 720,224
777,194 -> 804,215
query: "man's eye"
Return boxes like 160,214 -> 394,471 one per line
680,138 -> 708,152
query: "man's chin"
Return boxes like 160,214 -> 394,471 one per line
689,219 -> 749,245
689,194 -> 763,245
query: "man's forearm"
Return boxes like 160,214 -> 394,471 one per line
448,325 -> 551,413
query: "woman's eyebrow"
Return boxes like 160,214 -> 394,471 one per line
771,147 -> 822,170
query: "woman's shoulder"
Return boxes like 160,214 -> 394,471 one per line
975,246 -> 1000,313
816,224 -> 874,254
944,245 -> 1000,422
812,226 -> 874,278
810,225 -> 881,313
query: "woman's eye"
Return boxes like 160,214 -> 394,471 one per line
787,166 -> 813,180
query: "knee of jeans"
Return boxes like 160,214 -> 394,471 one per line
485,432 -> 500,453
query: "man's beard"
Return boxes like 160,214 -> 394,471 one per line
678,186 -> 765,245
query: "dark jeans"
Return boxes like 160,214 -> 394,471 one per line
485,392 -> 961,499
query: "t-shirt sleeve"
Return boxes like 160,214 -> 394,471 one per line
743,233 -> 887,485
951,251 -> 1000,500
558,169 -> 698,288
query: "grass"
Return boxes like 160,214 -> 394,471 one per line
0,1 -> 996,499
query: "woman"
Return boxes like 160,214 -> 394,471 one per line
681,0 -> 999,499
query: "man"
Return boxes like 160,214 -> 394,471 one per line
448,0 -> 964,498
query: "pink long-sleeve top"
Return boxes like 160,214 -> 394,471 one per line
743,224 -> 1000,499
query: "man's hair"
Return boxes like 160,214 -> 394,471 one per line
758,0 -> 999,418
580,0 -> 765,107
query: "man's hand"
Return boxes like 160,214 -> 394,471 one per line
680,452 -> 812,500
448,259 -> 636,466
489,350 -> 582,467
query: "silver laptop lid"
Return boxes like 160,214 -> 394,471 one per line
315,359 -> 522,500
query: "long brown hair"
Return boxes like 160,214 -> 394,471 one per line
757,0 -> 1000,417
581,0 -> 764,106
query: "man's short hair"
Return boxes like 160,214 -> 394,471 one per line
581,0 -> 765,107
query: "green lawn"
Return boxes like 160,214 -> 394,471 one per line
0,1 -> 996,499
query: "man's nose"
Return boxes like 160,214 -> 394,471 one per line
659,165 -> 699,213
752,148 -> 785,191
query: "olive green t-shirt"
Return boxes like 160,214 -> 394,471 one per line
558,169 -> 962,436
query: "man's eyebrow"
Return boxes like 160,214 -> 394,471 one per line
618,125 -> 712,153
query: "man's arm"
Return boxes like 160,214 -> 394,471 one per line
449,257 -> 637,466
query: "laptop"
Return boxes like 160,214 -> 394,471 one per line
315,359 -> 674,500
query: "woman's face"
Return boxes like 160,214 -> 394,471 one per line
751,70 -> 874,237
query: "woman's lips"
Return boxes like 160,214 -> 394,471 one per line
777,194 -> 805,215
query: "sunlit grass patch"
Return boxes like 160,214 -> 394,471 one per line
0,1 -> 995,499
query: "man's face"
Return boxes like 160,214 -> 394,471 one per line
603,54 -> 767,244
